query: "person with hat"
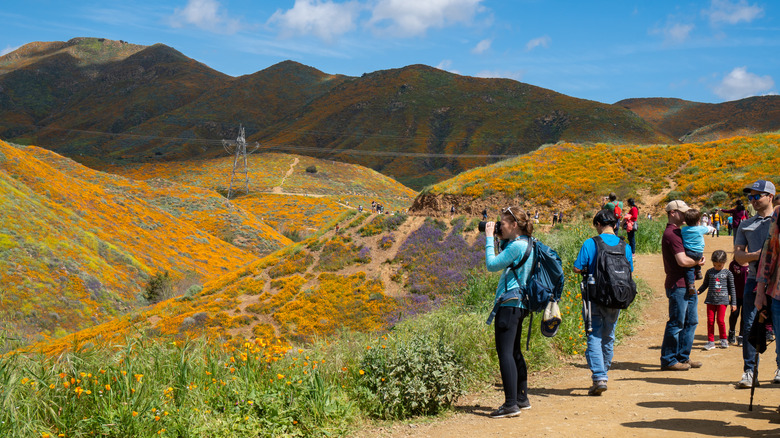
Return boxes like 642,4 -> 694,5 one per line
734,180 -> 776,388
573,209 -> 632,395
660,200 -> 705,371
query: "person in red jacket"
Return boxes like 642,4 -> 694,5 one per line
625,198 -> 639,255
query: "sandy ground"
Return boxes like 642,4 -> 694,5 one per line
359,233 -> 780,437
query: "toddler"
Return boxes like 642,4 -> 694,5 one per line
698,250 -> 737,349
681,209 -> 716,295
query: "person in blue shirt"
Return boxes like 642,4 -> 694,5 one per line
681,209 -> 716,296
484,206 -> 535,418
573,209 -> 633,396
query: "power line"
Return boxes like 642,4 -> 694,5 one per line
5,123 -> 518,159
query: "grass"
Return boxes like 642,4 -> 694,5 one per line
1,218 -> 661,436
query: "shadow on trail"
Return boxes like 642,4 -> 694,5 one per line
623,415 -> 778,437
637,400 -> 778,418
619,376 -> 734,386
453,404 -> 493,418
610,361 -> 661,372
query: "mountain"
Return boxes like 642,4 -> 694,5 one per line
617,96 -> 780,142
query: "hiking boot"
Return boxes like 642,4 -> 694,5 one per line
737,335 -> 743,346
720,339 -> 729,349
736,370 -> 755,389
489,403 -> 521,418
661,362 -> 691,371
703,342 -> 715,350
695,270 -> 703,280
587,380 -> 608,396
682,360 -> 702,368
686,285 -> 697,296
767,329 -> 775,342
773,369 -> 780,384
728,330 -> 736,345
516,399 -> 532,410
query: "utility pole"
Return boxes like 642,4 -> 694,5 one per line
222,125 -> 259,199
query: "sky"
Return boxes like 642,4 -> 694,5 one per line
2,0 -> 778,104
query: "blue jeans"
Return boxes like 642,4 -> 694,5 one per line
661,286 -> 698,367
742,279 -> 759,372
772,297 -> 780,368
684,249 -> 702,288
584,303 -> 620,381
627,230 -> 636,254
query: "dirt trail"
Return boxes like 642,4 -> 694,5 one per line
366,234 -> 780,437
272,157 -> 299,194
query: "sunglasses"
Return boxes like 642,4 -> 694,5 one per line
747,193 -> 768,201
502,206 -> 519,223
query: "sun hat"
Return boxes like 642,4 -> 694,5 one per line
664,200 -> 690,213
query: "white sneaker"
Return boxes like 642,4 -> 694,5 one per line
719,339 -> 729,349
703,341 -> 716,350
736,370 -> 754,389
773,369 -> 780,384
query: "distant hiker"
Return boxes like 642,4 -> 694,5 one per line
698,250 -> 736,350
603,193 -> 621,232
754,204 -> 780,384
483,207 -> 534,418
734,180 -> 775,388
558,212 -> 564,224
573,209 -> 633,395
482,208 -> 488,221
625,198 -> 639,255
712,210 -> 721,237
681,208 -> 716,296
534,210 -> 540,223
722,200 -> 749,243
358,205 -> 363,213
552,212 -> 558,226
728,257 -> 749,345
451,205 -> 456,218
660,200 -> 703,371
727,215 -> 734,236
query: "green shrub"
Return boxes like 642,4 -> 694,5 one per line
143,271 -> 173,303
355,334 -> 465,419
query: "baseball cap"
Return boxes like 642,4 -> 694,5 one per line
743,180 -> 776,195
664,200 -> 690,213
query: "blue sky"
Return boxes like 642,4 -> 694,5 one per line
2,0 -> 778,103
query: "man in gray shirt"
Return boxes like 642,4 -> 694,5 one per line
735,179 -> 776,388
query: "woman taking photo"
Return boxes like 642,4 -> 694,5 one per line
484,207 -> 535,418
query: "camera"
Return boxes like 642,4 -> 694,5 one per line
478,221 -> 502,235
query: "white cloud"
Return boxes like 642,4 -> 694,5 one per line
435,59 -> 460,74
704,0 -> 764,25
713,67 -> 775,100
475,70 -> 524,81
1,45 -> 21,56
170,0 -> 242,34
651,22 -> 694,44
368,0 -> 485,37
268,0 -> 362,42
471,38 -> 491,54
525,35 -> 550,52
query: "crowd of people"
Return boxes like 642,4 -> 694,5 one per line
480,180 -> 780,419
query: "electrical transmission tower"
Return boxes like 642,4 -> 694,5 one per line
222,125 -> 260,199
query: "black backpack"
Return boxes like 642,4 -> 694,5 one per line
589,235 -> 636,309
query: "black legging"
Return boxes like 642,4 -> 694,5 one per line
495,306 -> 528,406
729,301 -> 743,334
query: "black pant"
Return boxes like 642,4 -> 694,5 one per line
495,307 -> 528,406
729,301 -> 743,334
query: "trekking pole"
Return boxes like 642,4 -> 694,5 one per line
749,309 -> 773,411
581,274 -> 592,334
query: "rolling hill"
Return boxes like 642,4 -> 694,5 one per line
617,96 -> 780,142
0,37 -> 684,190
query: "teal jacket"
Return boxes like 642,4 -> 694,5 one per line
485,236 -> 533,310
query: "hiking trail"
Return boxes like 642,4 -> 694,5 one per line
358,234 -> 780,437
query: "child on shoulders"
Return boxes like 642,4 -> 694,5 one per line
681,209 -> 716,296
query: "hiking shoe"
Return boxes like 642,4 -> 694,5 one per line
767,330 -> 775,342
682,360 -> 702,368
728,330 -> 736,345
737,335 -> 743,346
587,380 -> 608,396
516,399 -> 532,410
703,342 -> 716,350
661,362 -> 691,371
736,371 -> 755,389
773,369 -> 780,384
686,285 -> 697,296
695,270 -> 703,280
489,403 -> 521,418
720,339 -> 729,349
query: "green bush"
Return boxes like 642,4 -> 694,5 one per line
355,334 -> 465,419
143,271 -> 173,304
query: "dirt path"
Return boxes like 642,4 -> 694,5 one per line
272,157 -> 299,194
367,234 -> 780,437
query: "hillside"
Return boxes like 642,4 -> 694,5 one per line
2,38 -> 676,190
617,96 -> 780,142
0,140 -> 291,341
22,212 -> 488,356
410,133 -> 780,218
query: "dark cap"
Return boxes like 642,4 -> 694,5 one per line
743,180 -> 776,195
